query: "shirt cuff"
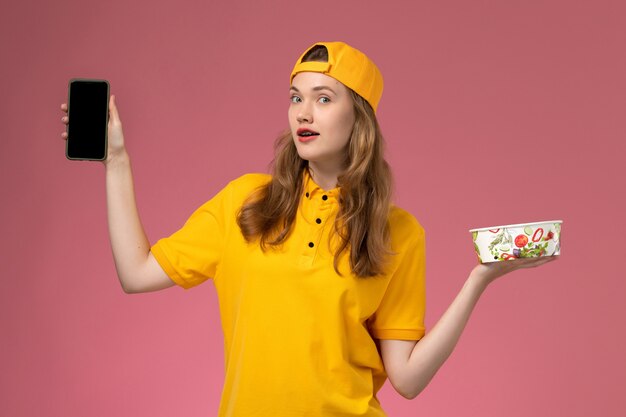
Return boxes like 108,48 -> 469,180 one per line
150,242 -> 194,290
370,328 -> 425,341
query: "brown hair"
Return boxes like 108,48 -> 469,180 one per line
237,46 -> 393,277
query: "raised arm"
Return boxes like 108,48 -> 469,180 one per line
380,256 -> 557,399
61,96 -> 174,293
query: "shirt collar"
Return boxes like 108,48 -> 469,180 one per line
302,169 -> 340,201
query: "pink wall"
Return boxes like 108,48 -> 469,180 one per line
1,0 -> 625,415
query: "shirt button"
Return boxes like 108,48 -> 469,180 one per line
305,192 -> 310,198
322,195 -> 328,201
316,218 -> 322,224
308,242 -> 314,248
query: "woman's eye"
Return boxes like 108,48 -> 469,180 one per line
319,97 -> 331,104
290,96 -> 301,103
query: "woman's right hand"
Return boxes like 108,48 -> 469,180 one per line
61,95 -> 127,165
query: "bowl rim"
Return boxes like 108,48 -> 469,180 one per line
469,220 -> 563,233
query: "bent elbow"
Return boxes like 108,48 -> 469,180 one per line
121,282 -> 137,294
118,273 -> 141,294
402,389 -> 420,400
393,379 -> 426,400
396,385 -> 417,400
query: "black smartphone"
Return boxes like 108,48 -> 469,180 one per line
66,79 -> 110,161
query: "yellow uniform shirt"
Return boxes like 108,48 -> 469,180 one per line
151,172 -> 426,417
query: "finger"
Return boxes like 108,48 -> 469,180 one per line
536,256 -> 558,265
514,256 -> 557,269
108,95 -> 119,121
61,131 -> 68,140
532,256 -> 557,264
61,115 -> 68,124
61,103 -> 68,112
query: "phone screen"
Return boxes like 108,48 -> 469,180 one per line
66,79 -> 109,161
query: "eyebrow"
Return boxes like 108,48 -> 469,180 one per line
289,85 -> 337,94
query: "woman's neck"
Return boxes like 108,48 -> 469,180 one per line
307,162 -> 342,191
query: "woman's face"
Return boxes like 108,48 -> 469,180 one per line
288,72 -> 355,172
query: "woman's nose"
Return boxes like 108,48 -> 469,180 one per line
297,113 -> 312,123
297,105 -> 313,123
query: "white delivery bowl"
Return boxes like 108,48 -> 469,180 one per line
469,220 -> 562,263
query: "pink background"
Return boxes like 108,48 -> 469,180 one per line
1,0 -> 625,416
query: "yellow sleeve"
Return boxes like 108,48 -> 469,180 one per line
368,215 -> 426,341
150,183 -> 233,289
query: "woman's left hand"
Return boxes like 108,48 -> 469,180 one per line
470,256 -> 559,288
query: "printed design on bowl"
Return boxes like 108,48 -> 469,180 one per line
472,222 -> 561,263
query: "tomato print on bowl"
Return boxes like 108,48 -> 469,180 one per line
470,221 -> 562,263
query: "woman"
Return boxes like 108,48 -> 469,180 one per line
61,41 -> 555,416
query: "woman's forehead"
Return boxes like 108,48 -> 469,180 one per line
290,72 -> 348,93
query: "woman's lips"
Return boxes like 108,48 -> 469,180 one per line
298,135 -> 318,143
297,128 -> 319,142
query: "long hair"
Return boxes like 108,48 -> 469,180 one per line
237,47 -> 393,277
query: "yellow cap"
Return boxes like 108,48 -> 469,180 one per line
290,41 -> 384,113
